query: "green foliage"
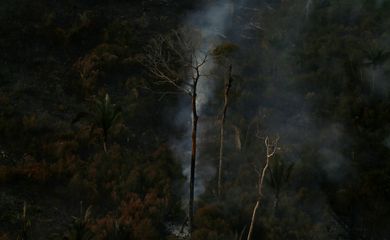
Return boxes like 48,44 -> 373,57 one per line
93,94 -> 121,144
362,43 -> 390,68
73,94 -> 121,152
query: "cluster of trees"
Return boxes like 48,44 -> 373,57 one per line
0,0 -> 190,239
190,1 -> 390,239
0,0 -> 390,239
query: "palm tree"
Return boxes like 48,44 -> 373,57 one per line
94,94 -> 121,152
73,94 -> 121,153
362,44 -> 390,92
62,205 -> 94,240
17,202 -> 31,240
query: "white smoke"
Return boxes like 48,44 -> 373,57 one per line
170,0 -> 238,200
186,1 -> 234,113
318,123 -> 351,182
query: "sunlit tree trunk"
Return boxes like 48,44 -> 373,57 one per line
247,136 -> 279,240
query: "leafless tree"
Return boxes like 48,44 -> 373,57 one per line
246,135 -> 279,240
212,42 -> 238,198
218,64 -> 233,197
143,29 -> 208,234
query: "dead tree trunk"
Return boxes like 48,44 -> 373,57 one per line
247,136 -> 279,240
189,67 -> 200,233
143,31 -> 208,235
218,65 -> 233,197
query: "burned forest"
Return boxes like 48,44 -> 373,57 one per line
1,0 -> 390,239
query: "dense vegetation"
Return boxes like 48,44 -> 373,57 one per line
1,0 -> 390,239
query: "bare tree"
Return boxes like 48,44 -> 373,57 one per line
143,29 -> 208,234
212,43 -> 238,198
218,64 -> 233,197
246,135 -> 279,240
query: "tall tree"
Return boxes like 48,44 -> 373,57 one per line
218,65 -> 233,197
247,136 -> 279,240
212,42 -> 238,197
144,29 -> 208,234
